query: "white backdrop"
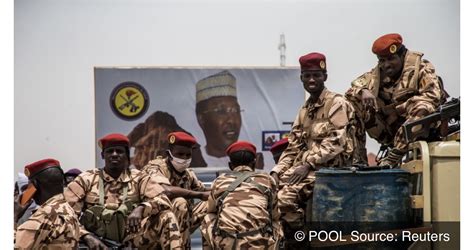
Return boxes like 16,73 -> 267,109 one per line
14,0 -> 459,174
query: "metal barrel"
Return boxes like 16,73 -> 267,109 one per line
309,168 -> 413,234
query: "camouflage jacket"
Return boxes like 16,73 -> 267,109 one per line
272,88 -> 356,175
345,50 -> 445,117
142,156 -> 206,191
208,165 -> 280,234
15,193 -> 81,249
64,168 -> 172,238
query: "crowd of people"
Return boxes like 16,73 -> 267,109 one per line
13,33 -> 448,249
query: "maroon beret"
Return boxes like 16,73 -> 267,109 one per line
372,33 -> 403,56
98,133 -> 130,150
24,158 -> 61,178
226,141 -> 257,157
270,138 -> 289,156
299,52 -> 327,71
168,132 -> 197,147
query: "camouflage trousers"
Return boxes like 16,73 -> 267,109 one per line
123,209 -> 182,249
171,198 -> 207,249
200,213 -> 281,250
277,167 -> 316,230
351,99 -> 433,162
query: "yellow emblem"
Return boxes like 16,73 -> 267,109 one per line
320,60 -> 326,69
110,82 -> 149,121
24,168 -> 30,177
169,135 -> 176,144
389,44 -> 397,54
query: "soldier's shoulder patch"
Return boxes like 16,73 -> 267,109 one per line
351,74 -> 370,87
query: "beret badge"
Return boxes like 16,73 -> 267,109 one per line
320,61 -> 326,70
389,44 -> 397,54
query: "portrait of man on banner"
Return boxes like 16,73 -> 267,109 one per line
94,67 -> 303,171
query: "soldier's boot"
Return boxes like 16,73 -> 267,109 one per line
377,148 -> 405,168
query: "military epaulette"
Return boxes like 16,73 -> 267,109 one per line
351,74 -> 370,88
327,96 -> 344,118
410,51 -> 424,57
148,156 -> 167,166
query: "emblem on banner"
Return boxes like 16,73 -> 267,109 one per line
110,81 -> 149,121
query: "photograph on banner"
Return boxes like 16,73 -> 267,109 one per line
262,130 -> 290,151
95,67 -> 303,171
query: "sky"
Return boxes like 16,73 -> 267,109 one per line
14,0 -> 459,174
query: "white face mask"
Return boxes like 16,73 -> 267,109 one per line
168,151 -> 192,173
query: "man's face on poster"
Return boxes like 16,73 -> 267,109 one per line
198,96 -> 242,155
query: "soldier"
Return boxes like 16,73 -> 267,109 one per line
270,52 -> 356,237
345,33 -> 447,166
64,133 -> 182,249
15,158 -> 81,249
141,131 -> 210,249
270,138 -> 289,164
201,141 -> 283,250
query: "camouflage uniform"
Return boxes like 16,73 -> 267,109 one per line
142,156 -> 207,249
271,87 -> 356,229
64,168 -> 181,249
15,193 -> 81,249
345,51 -> 446,165
201,165 -> 283,250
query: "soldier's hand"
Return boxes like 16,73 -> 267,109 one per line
200,191 -> 211,201
14,195 -> 33,223
83,234 -> 108,250
288,164 -> 311,185
361,89 -> 378,111
271,172 -> 280,187
127,205 -> 145,234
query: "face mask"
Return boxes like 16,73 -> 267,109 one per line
168,151 -> 192,173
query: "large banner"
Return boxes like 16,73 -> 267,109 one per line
94,67 -> 304,171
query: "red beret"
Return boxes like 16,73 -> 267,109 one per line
372,33 -> 403,56
168,132 -> 197,147
24,158 -> 61,178
226,140 -> 256,157
98,133 -> 130,150
270,138 -> 289,155
299,52 -> 327,71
